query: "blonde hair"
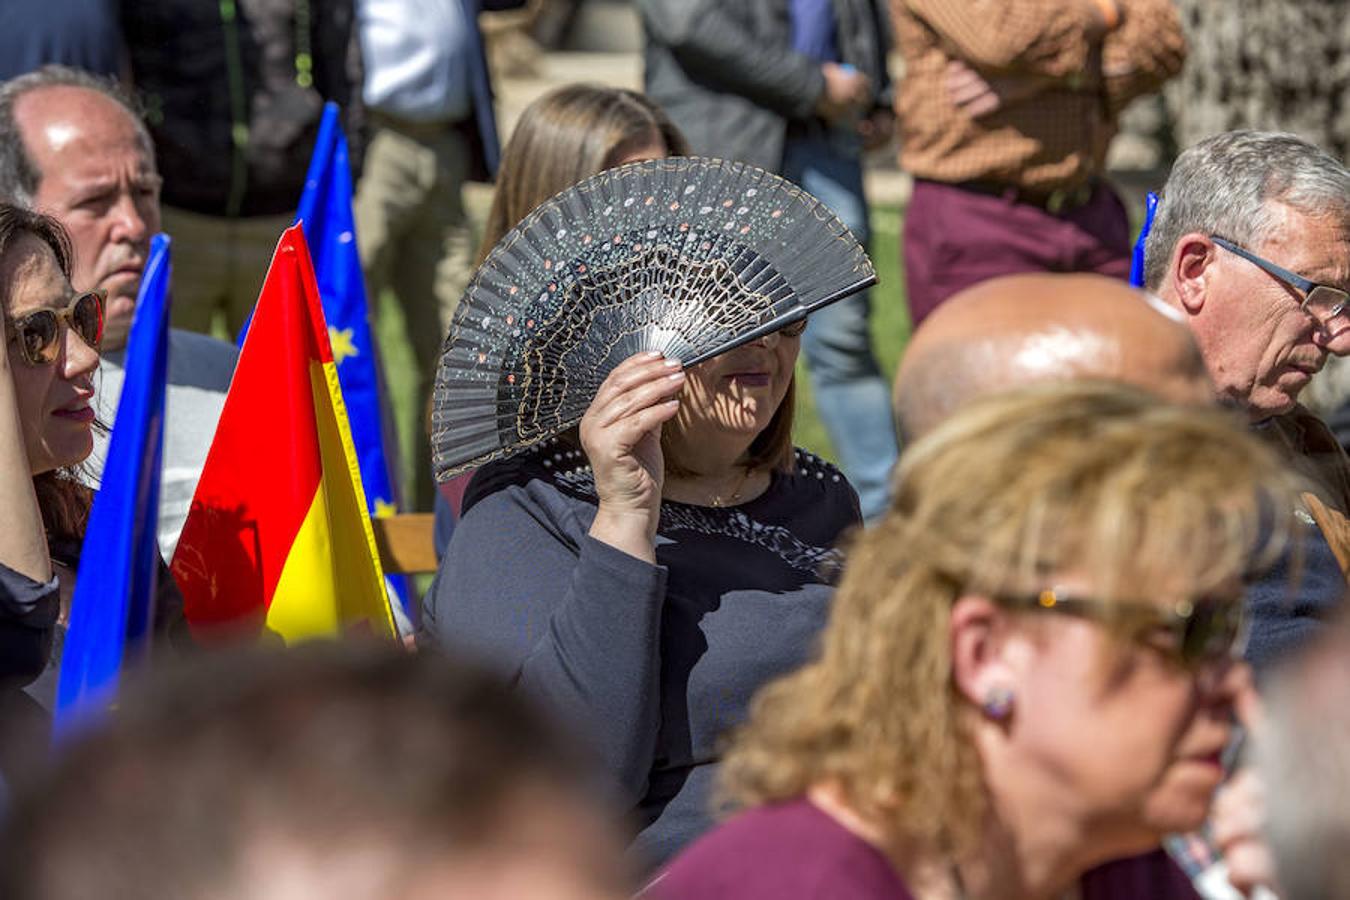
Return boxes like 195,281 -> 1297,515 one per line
718,381 -> 1293,853
477,84 -> 689,265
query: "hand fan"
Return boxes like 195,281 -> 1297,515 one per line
430,156 -> 876,479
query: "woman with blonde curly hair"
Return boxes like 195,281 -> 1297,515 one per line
654,381 -> 1292,899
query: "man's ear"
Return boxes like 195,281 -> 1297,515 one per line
950,595 -> 1019,710
1171,233 -> 1218,315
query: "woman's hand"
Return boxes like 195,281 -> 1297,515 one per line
580,352 -> 684,563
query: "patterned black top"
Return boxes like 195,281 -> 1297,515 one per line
423,440 -> 861,870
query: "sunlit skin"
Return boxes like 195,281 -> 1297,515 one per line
798,576 -> 1250,900
1,235 -> 100,475
14,85 -> 162,351
665,329 -> 799,471
894,274 -> 1214,439
1165,205 -> 1350,421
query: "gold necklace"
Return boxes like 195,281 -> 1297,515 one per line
708,467 -> 754,508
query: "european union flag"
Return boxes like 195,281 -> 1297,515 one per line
1130,191 -> 1160,288
294,103 -> 409,611
54,234 -> 172,740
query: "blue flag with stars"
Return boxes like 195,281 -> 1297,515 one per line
293,102 -> 410,611
54,234 -> 172,741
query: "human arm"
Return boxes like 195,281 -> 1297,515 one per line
423,487 -> 669,804
637,0 -> 832,120
423,353 -> 685,803
1100,0 -> 1186,116
900,0 -> 1113,76
0,318 -> 59,689
0,315 -> 50,587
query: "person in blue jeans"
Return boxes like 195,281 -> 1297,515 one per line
639,0 -> 899,519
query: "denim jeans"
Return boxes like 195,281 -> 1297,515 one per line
781,130 -> 899,521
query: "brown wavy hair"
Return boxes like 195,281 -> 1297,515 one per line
717,381 -> 1294,854
0,203 -> 93,542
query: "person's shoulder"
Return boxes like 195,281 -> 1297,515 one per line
166,328 -> 240,391
653,799 -> 908,900
780,448 -> 862,521
461,439 -> 597,518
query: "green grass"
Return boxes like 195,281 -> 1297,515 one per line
375,204 -> 912,503
791,204 -> 911,461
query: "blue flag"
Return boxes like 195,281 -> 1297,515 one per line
292,103 -> 410,610
1130,191 -> 1160,288
54,234 -> 172,740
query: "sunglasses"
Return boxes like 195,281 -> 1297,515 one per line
4,290 -> 105,366
999,587 -> 1246,669
777,318 -> 808,338
1211,236 -> 1350,326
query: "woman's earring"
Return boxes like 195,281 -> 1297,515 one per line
982,686 -> 1014,721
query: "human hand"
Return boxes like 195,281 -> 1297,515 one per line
580,352 -> 684,554
945,60 -> 1060,118
1083,0 -> 1122,38
1212,768 -> 1282,898
857,107 -> 895,152
816,62 -> 871,123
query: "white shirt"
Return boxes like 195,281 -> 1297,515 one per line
359,0 -> 473,123
88,329 -> 238,560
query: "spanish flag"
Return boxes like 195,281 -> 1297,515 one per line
171,225 -> 395,642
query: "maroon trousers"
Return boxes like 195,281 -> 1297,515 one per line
903,178 -> 1133,328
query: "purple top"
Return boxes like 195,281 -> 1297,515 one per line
651,798 -> 914,899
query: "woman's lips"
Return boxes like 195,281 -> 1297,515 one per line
53,404 -> 95,423
726,372 -> 771,387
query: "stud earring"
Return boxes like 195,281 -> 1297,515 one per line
982,686 -> 1014,720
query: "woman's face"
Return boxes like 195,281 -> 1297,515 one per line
2,234 -> 100,475
670,329 -> 800,448
1004,581 -> 1245,854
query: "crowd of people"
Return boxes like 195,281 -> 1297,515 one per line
1,1 -> 1349,899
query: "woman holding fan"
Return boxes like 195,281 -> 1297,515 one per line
423,87 -> 862,871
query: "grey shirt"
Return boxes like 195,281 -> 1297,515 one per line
87,328 -> 238,559
424,441 -> 861,869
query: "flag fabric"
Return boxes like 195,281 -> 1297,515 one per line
171,225 -> 396,642
1130,191 -> 1160,288
293,102 -> 411,610
54,234 -> 173,738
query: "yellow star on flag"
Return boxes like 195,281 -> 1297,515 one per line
329,326 -> 359,365
373,498 -> 399,518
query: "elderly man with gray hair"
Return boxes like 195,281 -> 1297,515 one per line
1141,130 -> 1350,669
0,65 -> 238,564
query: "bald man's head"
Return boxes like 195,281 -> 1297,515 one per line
894,274 -> 1211,440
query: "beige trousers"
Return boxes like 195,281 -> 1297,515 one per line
160,206 -> 296,338
353,117 -> 476,510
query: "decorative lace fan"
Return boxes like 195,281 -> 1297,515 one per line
431,156 -> 876,479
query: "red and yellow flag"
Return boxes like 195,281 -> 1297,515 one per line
171,225 -> 395,642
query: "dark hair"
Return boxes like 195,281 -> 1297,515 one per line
0,202 -> 91,540
0,644 -> 604,900
0,65 -> 153,204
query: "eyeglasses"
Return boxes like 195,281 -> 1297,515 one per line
4,290 -> 105,366
777,318 -> 808,338
1211,236 -> 1350,326
999,587 -> 1247,669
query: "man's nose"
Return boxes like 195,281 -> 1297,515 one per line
111,192 -> 150,242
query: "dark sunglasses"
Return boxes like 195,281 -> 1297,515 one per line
1211,236 -> 1350,326
999,587 -> 1246,669
4,290 -> 104,366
